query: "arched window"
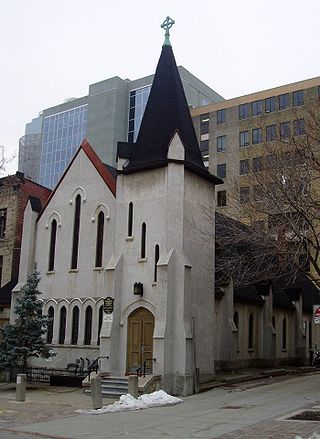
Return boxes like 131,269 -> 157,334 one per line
128,202 -> 133,237
48,219 -> 57,271
154,245 -> 160,282
71,194 -> 81,269
282,317 -> 287,350
47,306 -> 54,344
71,306 -> 79,345
97,305 -> 103,345
141,222 -> 146,259
59,306 -> 67,345
248,313 -> 254,349
233,311 -> 239,329
95,211 -> 105,267
84,306 -> 93,345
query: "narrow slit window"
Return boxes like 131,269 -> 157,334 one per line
48,219 -> 57,271
282,318 -> 287,350
141,222 -> 146,259
71,306 -> 79,345
95,211 -> 105,267
59,306 -> 67,345
47,306 -> 54,344
71,194 -> 81,269
97,305 -> 103,345
248,314 -> 254,349
128,202 -> 133,237
154,244 -> 160,282
84,306 -> 93,345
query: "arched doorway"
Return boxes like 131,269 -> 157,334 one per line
127,307 -> 154,374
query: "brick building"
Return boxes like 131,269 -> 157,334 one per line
0,172 -> 51,326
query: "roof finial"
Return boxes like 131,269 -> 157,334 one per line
161,16 -> 175,46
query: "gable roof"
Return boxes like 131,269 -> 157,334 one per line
37,139 -> 116,221
118,45 -> 222,185
0,276 -> 18,306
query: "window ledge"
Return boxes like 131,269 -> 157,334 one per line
93,267 -> 103,272
248,348 -> 255,353
152,282 -> 157,287
46,271 -> 55,275
126,236 -> 134,241
138,258 -> 147,263
69,269 -> 79,273
282,349 -> 287,353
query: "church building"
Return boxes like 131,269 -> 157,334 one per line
13,20 -> 222,396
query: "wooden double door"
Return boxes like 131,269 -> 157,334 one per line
127,308 -> 154,374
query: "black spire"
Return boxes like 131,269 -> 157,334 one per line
118,44 -> 222,184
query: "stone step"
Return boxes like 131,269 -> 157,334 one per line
86,376 -> 129,398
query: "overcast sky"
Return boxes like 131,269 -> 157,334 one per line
1,0 -> 320,175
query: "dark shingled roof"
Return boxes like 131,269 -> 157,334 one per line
0,277 -> 18,306
118,45 -> 222,185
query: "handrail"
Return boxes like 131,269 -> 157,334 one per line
136,358 -> 153,377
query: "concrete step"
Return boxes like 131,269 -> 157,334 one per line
86,376 -> 129,398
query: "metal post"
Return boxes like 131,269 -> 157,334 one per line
16,374 -> 27,402
128,375 -> 138,399
91,376 -> 102,410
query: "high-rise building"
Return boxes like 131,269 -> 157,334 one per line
191,76 -> 320,217
19,68 -> 224,188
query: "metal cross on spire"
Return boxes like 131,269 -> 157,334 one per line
161,16 -> 175,46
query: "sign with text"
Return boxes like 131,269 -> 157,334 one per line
103,297 -> 114,314
313,305 -> 320,324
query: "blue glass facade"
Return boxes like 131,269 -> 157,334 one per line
128,85 -> 151,142
40,105 -> 87,188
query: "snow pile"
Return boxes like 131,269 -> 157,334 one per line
76,390 -> 183,414
295,434 -> 320,439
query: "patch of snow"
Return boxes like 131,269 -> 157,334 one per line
76,390 -> 183,414
295,434 -> 320,439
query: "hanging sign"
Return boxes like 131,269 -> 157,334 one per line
313,305 -> 320,324
103,297 -> 114,314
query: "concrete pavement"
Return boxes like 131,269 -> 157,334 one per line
0,372 -> 320,438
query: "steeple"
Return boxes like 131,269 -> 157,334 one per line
118,18 -> 222,184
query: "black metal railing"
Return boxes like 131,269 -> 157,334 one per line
136,358 -> 153,377
9,366 -> 86,384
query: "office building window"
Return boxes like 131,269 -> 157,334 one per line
200,113 -> 210,134
240,159 -> 249,175
0,209 -> 6,239
265,97 -> 276,113
239,131 -> 249,148
252,128 -> 262,144
48,219 -> 57,272
294,119 -> 305,136
71,194 -> 81,269
200,139 -> 209,152
217,135 -> 226,152
128,85 -> 151,142
40,105 -> 87,189
253,156 -> 263,173
266,124 -> 277,142
280,121 -> 291,139
279,93 -> 289,110
239,103 -> 250,120
293,90 -> 304,107
217,109 -> 226,124
240,186 -> 250,204
252,100 -> 263,116
217,190 -> 227,207
217,163 -> 226,179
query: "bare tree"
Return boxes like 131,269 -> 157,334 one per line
0,145 -> 15,176
214,100 -> 320,288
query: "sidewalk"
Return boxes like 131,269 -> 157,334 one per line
0,368 -> 319,438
